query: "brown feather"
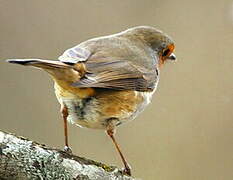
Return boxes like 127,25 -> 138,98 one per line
72,60 -> 158,91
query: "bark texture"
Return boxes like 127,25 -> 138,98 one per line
0,131 -> 139,180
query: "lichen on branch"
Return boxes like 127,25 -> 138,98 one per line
0,131 -> 138,180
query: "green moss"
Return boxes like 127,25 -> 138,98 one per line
91,161 -> 116,172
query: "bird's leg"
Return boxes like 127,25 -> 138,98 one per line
61,104 -> 72,153
106,128 -> 132,176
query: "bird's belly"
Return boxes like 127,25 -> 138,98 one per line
58,97 -> 101,129
56,89 -> 155,130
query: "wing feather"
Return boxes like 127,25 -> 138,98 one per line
72,60 -> 158,91
59,46 -> 91,64
58,46 -> 158,91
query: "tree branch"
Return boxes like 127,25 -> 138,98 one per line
0,130 -> 138,180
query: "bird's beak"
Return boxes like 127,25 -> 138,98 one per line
167,53 -> 176,61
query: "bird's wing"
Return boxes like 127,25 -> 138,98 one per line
73,59 -> 158,91
58,45 -> 158,91
58,46 -> 92,64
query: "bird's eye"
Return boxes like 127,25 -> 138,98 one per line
162,49 -> 170,57
161,44 -> 175,58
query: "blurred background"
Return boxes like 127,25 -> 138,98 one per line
0,0 -> 233,179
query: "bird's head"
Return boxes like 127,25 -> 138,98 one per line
124,26 -> 176,67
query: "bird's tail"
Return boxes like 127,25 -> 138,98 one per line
6,59 -> 70,69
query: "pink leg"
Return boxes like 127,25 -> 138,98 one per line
61,104 -> 72,153
106,129 -> 132,176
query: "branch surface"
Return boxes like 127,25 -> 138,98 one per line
0,130 -> 139,180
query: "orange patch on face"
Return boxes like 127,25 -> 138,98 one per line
159,43 -> 175,68
167,44 -> 175,54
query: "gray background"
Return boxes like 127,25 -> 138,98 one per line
0,0 -> 233,179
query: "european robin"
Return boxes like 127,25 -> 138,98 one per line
7,26 -> 176,176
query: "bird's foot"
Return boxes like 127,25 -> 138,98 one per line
64,146 -> 72,154
121,165 -> 132,176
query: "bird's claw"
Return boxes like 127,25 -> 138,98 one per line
121,165 -> 132,176
64,146 -> 72,154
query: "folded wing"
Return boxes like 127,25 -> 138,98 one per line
59,46 -> 158,91
73,60 -> 158,91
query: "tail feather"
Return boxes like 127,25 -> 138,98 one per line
6,59 -> 70,69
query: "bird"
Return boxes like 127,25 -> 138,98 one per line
7,26 -> 176,176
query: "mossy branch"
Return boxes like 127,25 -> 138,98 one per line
0,130 -> 138,180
